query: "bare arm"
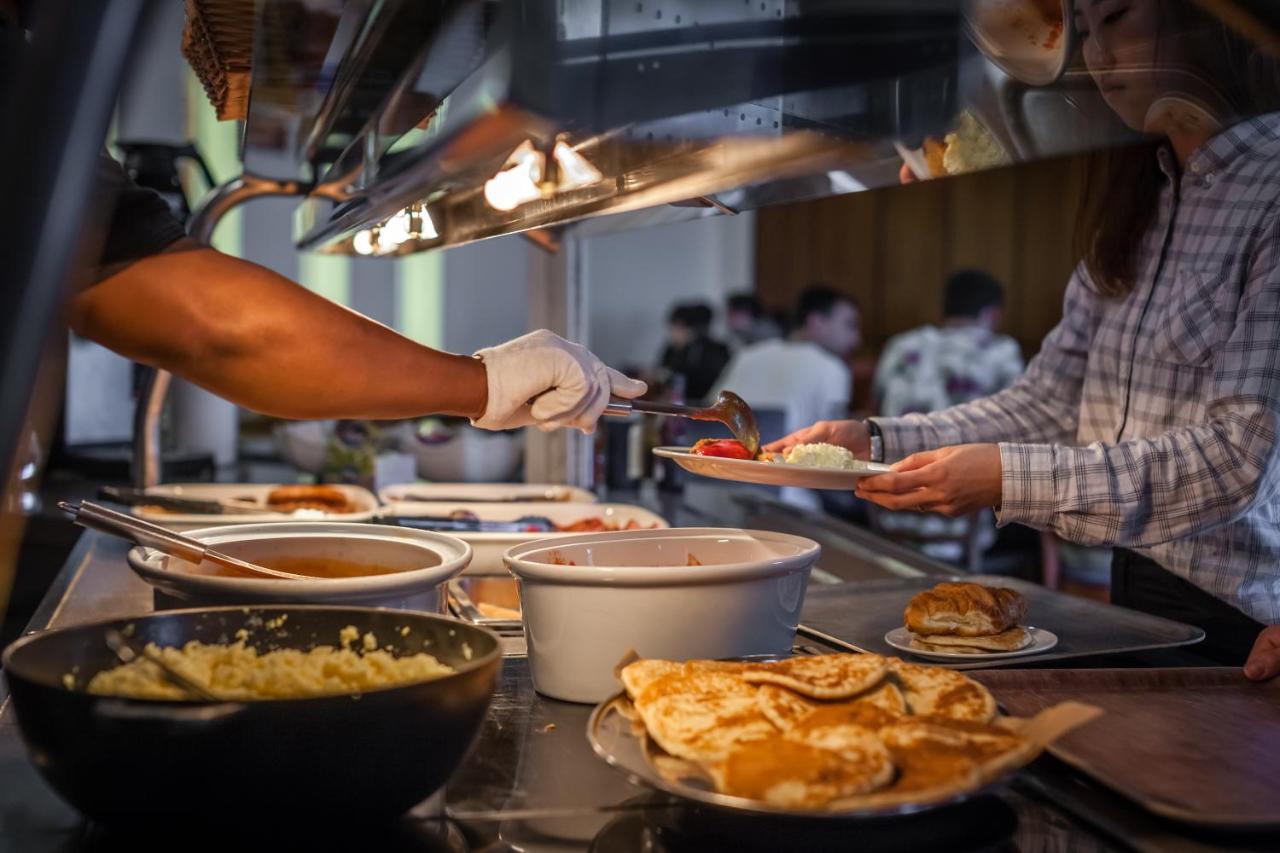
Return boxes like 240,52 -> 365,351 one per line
69,240 -> 488,420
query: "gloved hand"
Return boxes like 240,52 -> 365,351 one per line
472,330 -> 647,433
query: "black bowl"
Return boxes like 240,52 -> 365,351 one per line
1,605 -> 501,826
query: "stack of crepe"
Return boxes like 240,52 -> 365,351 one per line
905,582 -> 1033,654
617,653 -> 1039,810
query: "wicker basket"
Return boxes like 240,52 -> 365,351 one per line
181,0 -> 255,121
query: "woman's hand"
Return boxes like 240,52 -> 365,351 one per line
855,444 -> 1002,516
1245,626 -> 1280,681
473,330 -> 646,433
764,420 -> 870,458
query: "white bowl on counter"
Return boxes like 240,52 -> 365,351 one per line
381,501 -> 669,575
125,522 -> 472,612
504,528 -> 820,703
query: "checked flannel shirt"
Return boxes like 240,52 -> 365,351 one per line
871,113 -> 1280,624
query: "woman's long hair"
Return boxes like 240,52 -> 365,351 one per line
1074,1 -> 1280,296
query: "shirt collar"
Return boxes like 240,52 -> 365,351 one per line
1184,111 -> 1280,178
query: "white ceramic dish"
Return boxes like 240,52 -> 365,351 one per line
504,528 -> 820,703
381,501 -> 669,575
883,626 -> 1059,660
378,482 -> 597,505
654,446 -> 892,490
126,521 -> 471,612
128,483 -> 379,531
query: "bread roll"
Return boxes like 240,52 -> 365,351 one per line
903,583 -> 1026,637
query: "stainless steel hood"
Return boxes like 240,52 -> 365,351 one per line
224,0 -> 1273,255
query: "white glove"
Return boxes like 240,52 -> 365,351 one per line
471,330 -> 647,433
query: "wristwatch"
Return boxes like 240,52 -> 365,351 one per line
865,419 -> 884,463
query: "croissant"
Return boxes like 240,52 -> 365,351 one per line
904,583 -> 1027,637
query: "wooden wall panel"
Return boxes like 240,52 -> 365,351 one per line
754,153 -> 1087,359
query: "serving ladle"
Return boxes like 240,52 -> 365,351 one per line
604,390 -> 760,457
58,500 -> 310,581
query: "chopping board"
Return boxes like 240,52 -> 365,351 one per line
972,668 -> 1280,829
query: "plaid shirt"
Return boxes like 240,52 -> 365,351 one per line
873,113 -> 1280,624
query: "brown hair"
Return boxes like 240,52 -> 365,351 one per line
1074,1 -> 1280,296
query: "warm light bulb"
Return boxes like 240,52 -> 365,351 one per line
415,206 -> 438,239
553,141 -> 603,190
483,141 -> 546,212
352,229 -> 375,255
381,211 -> 412,246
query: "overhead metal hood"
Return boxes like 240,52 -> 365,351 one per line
223,0 -> 1275,255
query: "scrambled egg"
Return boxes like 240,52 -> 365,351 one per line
86,625 -> 453,701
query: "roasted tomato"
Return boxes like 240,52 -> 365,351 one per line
691,438 -> 754,460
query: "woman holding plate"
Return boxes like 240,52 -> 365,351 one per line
769,0 -> 1280,678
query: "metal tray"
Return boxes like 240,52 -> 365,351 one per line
972,668 -> 1280,830
448,576 -> 522,631
586,692 -> 1004,821
797,575 -> 1204,670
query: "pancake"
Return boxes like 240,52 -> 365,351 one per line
713,735 -> 894,808
857,681 -> 909,716
878,719 -> 1033,793
634,670 -> 775,764
743,654 -> 887,700
909,638 -> 989,655
620,659 -> 682,700
756,683 -> 820,730
915,626 -> 1032,653
888,660 -> 997,723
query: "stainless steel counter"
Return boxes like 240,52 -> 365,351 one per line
0,506 -> 1273,851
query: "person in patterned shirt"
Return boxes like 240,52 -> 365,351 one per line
769,0 -> 1280,677
871,270 -> 1023,562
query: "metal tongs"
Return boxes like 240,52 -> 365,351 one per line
58,500 -> 309,580
604,390 -> 760,457
103,629 -> 220,701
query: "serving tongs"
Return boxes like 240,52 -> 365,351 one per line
103,628 -> 220,701
604,390 -> 760,457
381,512 -> 556,533
58,500 -> 309,581
99,485 -> 274,515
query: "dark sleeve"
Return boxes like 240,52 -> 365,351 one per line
92,151 -> 187,277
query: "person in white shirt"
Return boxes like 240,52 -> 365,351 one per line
716,285 -> 860,437
714,286 -> 859,509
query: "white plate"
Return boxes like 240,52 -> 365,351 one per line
378,482 -> 597,505
379,501 -> 669,575
654,447 -> 892,490
884,626 -> 1059,660
129,484 -> 379,531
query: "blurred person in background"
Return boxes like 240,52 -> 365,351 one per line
657,302 -> 731,403
871,269 -> 1024,562
770,0 -> 1280,677
725,292 -> 782,353
717,284 -> 860,438
716,285 -> 860,509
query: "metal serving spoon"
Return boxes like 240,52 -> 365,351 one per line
59,500 -> 310,581
604,390 -> 760,457
103,628 -> 221,701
